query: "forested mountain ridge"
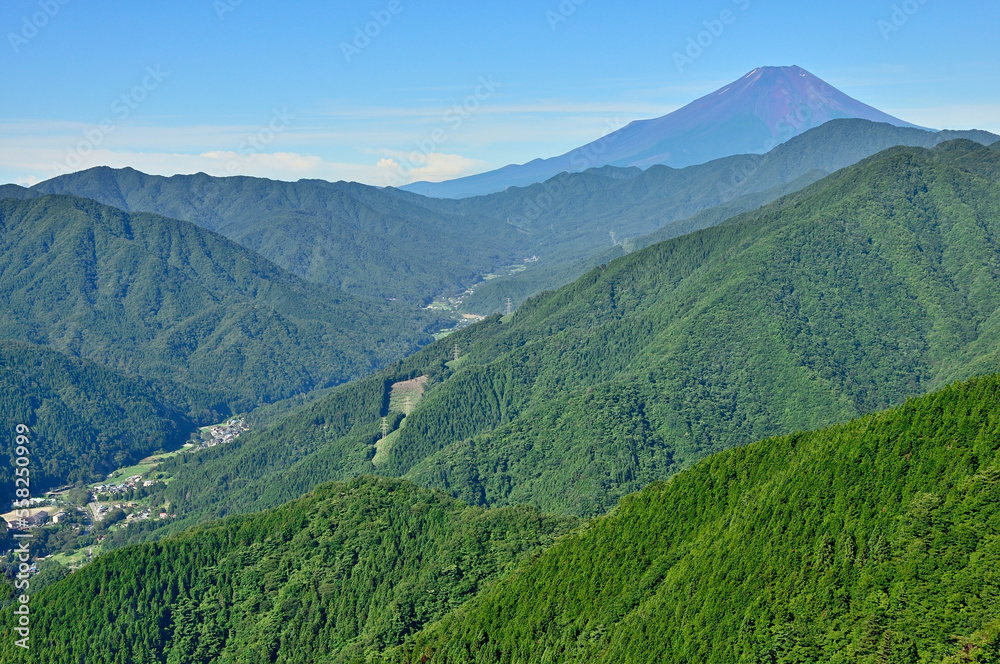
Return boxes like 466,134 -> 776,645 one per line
0,340 -> 190,503
10,373 -> 1000,662
416,119 -> 1000,235
27,169 -> 527,303
390,372 -> 1000,663
24,121 -> 998,315
129,140 -> 1000,532
402,119 -> 1000,313
0,184 -> 31,200
0,194 -> 435,418
374,140 -> 1000,513
0,477 -> 575,663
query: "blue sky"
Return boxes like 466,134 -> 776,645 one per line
1,0 -> 997,186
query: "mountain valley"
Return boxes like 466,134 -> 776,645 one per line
3,51 -> 1000,664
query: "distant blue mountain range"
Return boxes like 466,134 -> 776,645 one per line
401,66 -> 924,198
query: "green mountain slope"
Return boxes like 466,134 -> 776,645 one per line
10,373 -> 1000,663
26,122 -> 997,314
28,169 -> 527,303
427,120 -> 999,313
463,170 -> 828,314
0,340 -> 190,503
0,184 -> 31,200
399,140 -> 1000,514
394,372 -> 1000,664
0,195 -> 434,417
0,477 -> 574,663
142,140 -> 1000,527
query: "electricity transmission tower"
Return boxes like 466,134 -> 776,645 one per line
453,341 -> 460,362
381,417 -> 388,440
505,297 -> 513,316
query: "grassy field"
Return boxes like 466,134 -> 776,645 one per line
89,444 -> 195,488
49,545 -> 97,569
372,429 -> 401,467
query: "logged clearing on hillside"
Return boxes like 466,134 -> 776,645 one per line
373,376 -> 431,466
388,375 -> 429,414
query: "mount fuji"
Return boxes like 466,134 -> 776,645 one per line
401,66 -> 923,198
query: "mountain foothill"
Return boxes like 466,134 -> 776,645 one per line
2,66 -> 1000,664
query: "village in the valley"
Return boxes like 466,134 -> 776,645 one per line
1,418 -> 250,575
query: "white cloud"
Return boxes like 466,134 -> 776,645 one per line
0,134 -> 487,188
9,91 -> 993,190
0,88 -> 661,187
0,144 -> 387,186
376,151 -> 485,186
0,113 -> 535,186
